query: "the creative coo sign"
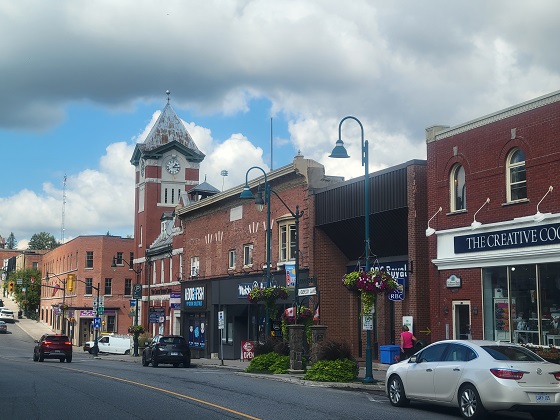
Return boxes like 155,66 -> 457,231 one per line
455,223 -> 560,254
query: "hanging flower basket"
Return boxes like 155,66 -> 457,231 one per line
342,268 -> 399,315
247,286 -> 289,305
128,325 -> 146,335
281,306 -> 314,325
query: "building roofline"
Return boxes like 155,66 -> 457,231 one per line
426,90 -> 560,143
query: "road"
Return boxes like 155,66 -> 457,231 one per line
0,324 -> 534,420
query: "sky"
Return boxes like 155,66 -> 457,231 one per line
1,1 -> 559,249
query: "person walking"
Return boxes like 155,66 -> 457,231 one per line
400,325 -> 417,360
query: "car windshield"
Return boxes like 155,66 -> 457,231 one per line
46,336 -> 69,342
481,345 -> 543,362
161,337 -> 185,345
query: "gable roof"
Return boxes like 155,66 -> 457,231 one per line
130,102 -> 205,165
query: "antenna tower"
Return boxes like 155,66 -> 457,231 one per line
61,174 -> 67,243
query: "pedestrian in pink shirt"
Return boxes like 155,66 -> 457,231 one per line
400,325 -> 417,360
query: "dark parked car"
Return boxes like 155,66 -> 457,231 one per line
33,334 -> 73,363
142,335 -> 190,368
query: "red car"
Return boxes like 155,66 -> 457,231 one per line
33,334 -> 73,363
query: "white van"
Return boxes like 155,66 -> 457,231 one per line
83,335 -> 131,355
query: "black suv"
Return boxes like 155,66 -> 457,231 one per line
142,335 -> 191,368
33,334 -> 73,363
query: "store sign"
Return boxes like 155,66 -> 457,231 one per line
170,292 -> 181,309
446,275 -> 462,288
455,222 -> 560,254
382,262 -> 408,302
185,286 -> 205,307
237,281 -> 266,299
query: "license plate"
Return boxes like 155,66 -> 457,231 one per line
52,350 -> 61,353
536,393 -> 551,403
171,352 -> 178,356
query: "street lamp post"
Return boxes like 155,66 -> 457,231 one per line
329,115 -> 376,384
112,256 -> 142,357
240,166 -> 272,338
45,272 -> 67,335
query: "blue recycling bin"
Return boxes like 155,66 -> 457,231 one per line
380,345 -> 401,364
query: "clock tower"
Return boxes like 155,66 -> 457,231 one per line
130,93 -> 205,261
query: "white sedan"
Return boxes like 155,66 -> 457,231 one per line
386,340 -> 560,420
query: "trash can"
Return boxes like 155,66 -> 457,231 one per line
380,345 -> 401,364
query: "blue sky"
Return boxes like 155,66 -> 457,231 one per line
1,0 -> 559,248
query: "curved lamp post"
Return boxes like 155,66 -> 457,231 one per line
329,115 -> 376,384
240,166 -> 272,338
112,256 -> 142,356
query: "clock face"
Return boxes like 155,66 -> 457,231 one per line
166,158 -> 181,174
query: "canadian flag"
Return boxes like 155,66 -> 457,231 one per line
284,307 -> 295,317
313,306 -> 320,321
52,283 -> 60,297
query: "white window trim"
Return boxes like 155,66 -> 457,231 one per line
506,148 -> 527,203
243,244 -> 253,267
278,218 -> 296,262
449,164 -> 466,212
228,249 -> 236,270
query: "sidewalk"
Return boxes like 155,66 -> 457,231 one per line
4,295 -> 388,393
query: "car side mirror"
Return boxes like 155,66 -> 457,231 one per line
410,355 -> 418,363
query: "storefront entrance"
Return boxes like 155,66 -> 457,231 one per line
452,301 -> 471,340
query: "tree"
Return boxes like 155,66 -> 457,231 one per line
6,232 -> 17,249
8,268 -> 42,318
28,232 -> 59,250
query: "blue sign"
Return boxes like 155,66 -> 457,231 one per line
454,223 -> 560,254
382,262 -> 408,302
93,317 -> 101,329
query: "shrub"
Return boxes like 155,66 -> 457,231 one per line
316,340 -> 354,362
303,358 -> 358,382
254,338 -> 283,356
246,352 -> 289,373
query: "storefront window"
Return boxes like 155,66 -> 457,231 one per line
483,263 -> 560,346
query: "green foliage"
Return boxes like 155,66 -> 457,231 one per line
138,332 -> 153,348
8,269 -> 42,313
254,338 -> 283,356
246,352 -> 289,374
28,232 -> 59,250
6,232 -> 17,249
316,340 -> 355,362
303,358 -> 358,382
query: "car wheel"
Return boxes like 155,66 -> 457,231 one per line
388,374 -> 409,407
151,355 -> 158,367
532,410 -> 559,420
124,349 -> 131,355
66,355 -> 72,363
33,352 -> 38,362
142,354 -> 149,366
59,358 -> 65,362
183,358 -> 191,368
88,348 -> 94,354
459,384 -> 487,419
38,352 -> 44,362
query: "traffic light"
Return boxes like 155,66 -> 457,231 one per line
8,281 -> 14,293
67,274 -> 75,292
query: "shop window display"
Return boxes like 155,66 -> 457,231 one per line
483,263 -> 560,346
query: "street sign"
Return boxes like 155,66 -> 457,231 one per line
17,279 -> 23,285
93,317 -> 101,329
133,283 -> 142,299
98,306 -> 104,315
298,287 -> 317,296
93,296 -> 98,307
362,315 -> 373,331
218,310 -> 225,330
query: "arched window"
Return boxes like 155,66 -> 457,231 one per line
506,148 -> 526,202
450,164 -> 466,211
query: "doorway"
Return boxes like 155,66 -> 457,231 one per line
452,301 -> 471,340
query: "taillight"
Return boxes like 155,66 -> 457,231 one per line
552,372 -> 560,381
490,368 -> 525,380
43,341 -> 52,345
64,341 -> 72,345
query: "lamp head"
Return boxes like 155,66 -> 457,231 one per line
239,183 -> 254,200
425,227 -> 436,237
255,185 -> 265,212
329,139 -> 350,159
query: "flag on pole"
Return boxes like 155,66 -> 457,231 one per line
284,307 -> 295,318
313,306 -> 320,321
52,283 -> 60,297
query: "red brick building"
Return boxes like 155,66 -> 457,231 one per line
427,90 -> 560,345
175,155 -> 338,359
40,235 -> 134,346
129,96 -> 203,337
